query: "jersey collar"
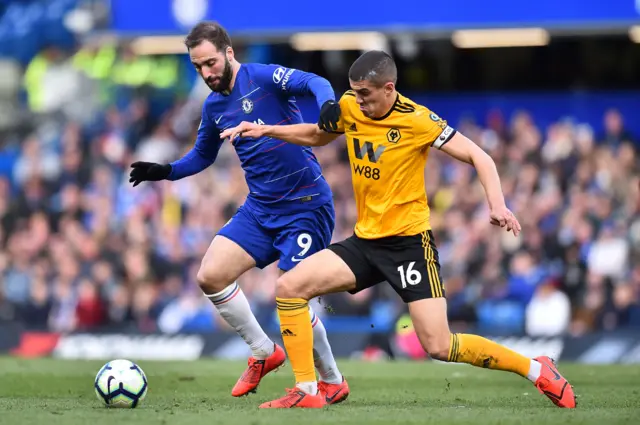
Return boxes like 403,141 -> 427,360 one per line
371,94 -> 399,121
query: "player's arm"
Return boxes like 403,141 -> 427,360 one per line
220,91 -> 350,145
130,104 -> 222,186
221,122 -> 339,147
416,111 -> 521,235
263,123 -> 340,146
440,133 -> 521,235
438,133 -> 503,208
256,64 -> 340,131
257,64 -> 335,109
166,106 -> 222,180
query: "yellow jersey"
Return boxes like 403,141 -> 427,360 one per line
335,91 -> 456,239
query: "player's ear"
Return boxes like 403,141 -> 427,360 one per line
384,82 -> 395,95
225,46 -> 234,61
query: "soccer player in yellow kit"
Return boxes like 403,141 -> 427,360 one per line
221,50 -> 576,410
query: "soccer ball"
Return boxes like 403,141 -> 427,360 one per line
94,359 -> 148,408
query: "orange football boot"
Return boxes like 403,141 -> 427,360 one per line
318,377 -> 350,405
534,356 -> 577,408
231,344 -> 286,397
259,388 -> 326,409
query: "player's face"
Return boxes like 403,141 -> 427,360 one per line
350,79 -> 395,119
190,41 -> 234,93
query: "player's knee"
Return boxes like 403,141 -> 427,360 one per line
196,261 -> 232,295
275,273 -> 313,300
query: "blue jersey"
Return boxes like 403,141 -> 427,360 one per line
168,63 -> 335,215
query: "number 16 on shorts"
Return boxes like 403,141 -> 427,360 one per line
396,259 -> 444,299
397,261 -> 422,288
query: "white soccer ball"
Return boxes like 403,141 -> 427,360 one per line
94,359 -> 148,408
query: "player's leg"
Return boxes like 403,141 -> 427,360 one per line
261,236 -> 382,408
272,203 -> 348,404
199,208 -> 285,396
409,298 -> 575,408
389,231 -> 576,409
276,269 -> 348,392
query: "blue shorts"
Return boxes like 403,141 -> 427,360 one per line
217,201 -> 335,271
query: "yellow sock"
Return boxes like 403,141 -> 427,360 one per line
276,297 -> 316,383
448,333 -> 530,377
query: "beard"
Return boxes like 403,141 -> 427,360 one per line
206,58 -> 233,94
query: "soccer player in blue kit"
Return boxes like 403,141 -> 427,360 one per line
129,21 -> 349,404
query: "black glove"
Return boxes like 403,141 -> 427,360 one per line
318,100 -> 341,132
129,162 -> 172,187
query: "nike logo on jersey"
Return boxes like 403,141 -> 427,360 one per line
291,256 -> 304,263
215,116 -> 223,124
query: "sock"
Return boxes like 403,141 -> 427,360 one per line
276,297 -> 317,387
297,381 -> 318,395
206,283 -> 274,359
310,306 -> 343,384
527,359 -> 542,383
447,333 -> 532,378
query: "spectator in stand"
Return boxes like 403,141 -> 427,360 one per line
0,44 -> 637,338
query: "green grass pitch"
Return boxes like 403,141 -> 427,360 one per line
0,357 -> 639,424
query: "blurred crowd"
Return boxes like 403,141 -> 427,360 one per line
0,39 -> 639,340
437,109 -> 640,336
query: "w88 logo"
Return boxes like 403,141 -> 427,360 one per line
353,164 -> 380,180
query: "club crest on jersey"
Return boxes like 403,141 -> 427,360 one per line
387,128 -> 401,144
242,98 -> 253,114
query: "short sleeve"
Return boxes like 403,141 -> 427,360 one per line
414,108 -> 456,149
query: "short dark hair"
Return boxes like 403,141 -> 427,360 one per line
184,21 -> 232,52
348,50 -> 397,87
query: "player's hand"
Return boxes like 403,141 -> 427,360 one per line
318,100 -> 341,132
129,162 -> 171,187
489,206 -> 521,236
220,121 -> 265,141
